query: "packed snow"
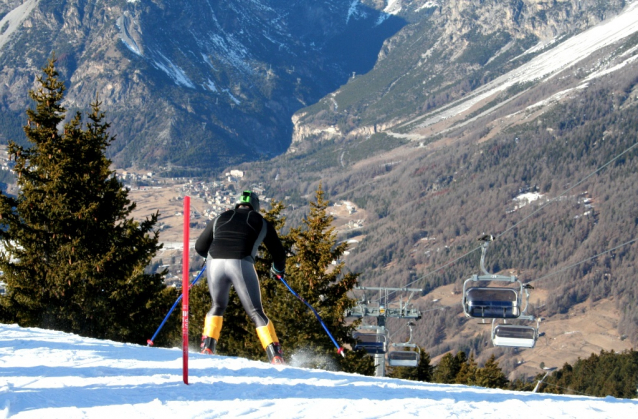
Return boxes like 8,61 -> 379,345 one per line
1,324 -> 637,418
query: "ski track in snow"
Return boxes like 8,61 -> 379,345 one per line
1,324 -> 637,418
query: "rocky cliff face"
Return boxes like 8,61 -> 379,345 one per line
0,0 -> 404,171
290,0 -> 627,149
0,0 -> 628,169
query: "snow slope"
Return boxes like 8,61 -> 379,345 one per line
1,324 -> 636,418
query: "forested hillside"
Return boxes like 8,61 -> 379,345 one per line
239,49 -> 638,370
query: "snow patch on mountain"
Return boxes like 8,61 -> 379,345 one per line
583,53 -> 638,82
415,1 -> 439,13
223,89 -> 241,105
205,33 -> 253,75
151,51 -> 195,89
346,0 -> 359,24
514,192 -> 543,204
204,79 -> 217,92
347,0 -> 369,24
0,0 -> 39,54
116,14 -> 143,57
376,0 -> 403,25
511,36 -> 562,62
526,85 -> 587,110
396,1 -> 638,132
384,0 -> 403,15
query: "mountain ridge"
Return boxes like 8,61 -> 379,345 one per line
0,0 -> 405,170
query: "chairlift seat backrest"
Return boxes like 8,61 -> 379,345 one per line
492,324 -> 537,348
465,287 -> 520,318
388,351 -> 419,367
353,332 -> 387,354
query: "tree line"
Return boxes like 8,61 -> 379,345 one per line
388,348 -> 638,399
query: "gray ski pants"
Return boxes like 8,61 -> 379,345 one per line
205,257 -> 269,328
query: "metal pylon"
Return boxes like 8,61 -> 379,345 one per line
345,286 -> 422,377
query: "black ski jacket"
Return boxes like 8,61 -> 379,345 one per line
195,207 -> 286,272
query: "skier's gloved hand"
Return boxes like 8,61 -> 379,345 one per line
270,264 -> 285,279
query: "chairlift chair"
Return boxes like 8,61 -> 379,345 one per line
464,286 -> 521,318
491,318 -> 541,348
388,348 -> 420,367
387,320 -> 420,367
353,330 -> 388,355
462,236 -> 533,320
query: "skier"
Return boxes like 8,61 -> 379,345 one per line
195,190 -> 287,364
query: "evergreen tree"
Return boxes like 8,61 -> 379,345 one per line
542,350 -> 638,398
455,352 -> 478,385
0,58 -> 172,343
474,354 -> 508,388
277,184 -> 367,372
432,352 -> 463,384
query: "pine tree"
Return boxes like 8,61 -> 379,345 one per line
0,58 -> 173,343
474,354 -> 508,388
455,352 -> 477,385
432,353 -> 460,384
274,184 -> 366,372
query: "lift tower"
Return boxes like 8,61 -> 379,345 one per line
345,286 -> 422,377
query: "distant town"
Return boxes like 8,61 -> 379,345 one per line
116,168 -> 272,222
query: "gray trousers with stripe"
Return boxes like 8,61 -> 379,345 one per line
205,257 -> 270,328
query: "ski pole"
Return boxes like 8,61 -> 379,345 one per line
276,274 -> 345,357
147,264 -> 207,347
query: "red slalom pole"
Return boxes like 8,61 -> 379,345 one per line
182,196 -> 190,385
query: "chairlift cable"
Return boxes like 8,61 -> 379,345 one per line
496,140 -> 638,240
536,382 -> 596,397
528,237 -> 637,285
363,237 -> 634,316
368,140 -> 638,304
399,237 -> 637,313
367,245 -> 482,304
